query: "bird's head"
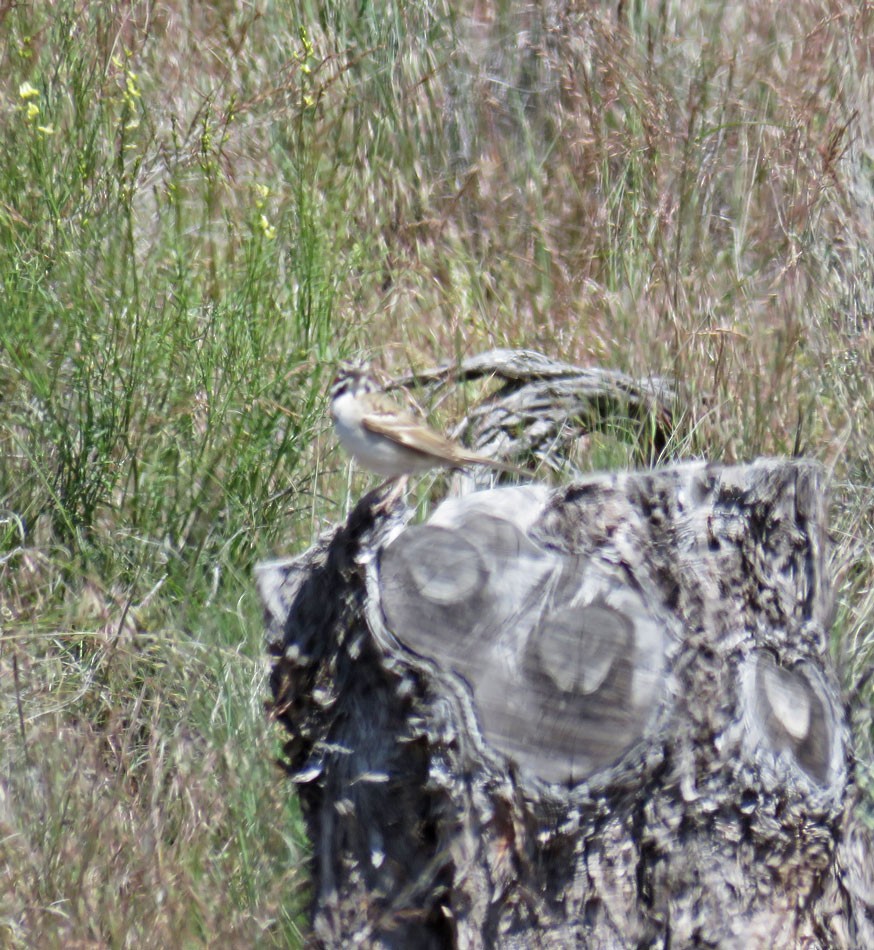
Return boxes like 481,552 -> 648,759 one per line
330,362 -> 380,402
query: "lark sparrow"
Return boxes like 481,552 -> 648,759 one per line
329,365 -> 525,478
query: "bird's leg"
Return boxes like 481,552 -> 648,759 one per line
374,474 -> 409,514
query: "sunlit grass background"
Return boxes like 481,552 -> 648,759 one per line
1,1 -> 872,945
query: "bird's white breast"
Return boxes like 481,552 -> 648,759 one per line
331,390 -> 419,477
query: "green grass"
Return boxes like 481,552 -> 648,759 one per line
1,0 -> 873,943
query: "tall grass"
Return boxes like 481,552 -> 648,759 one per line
1,0 -> 872,944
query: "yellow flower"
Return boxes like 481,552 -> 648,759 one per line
26,102 -> 40,120
255,183 -> 270,209
259,215 -> 277,240
18,81 -> 39,100
125,71 -> 140,98
298,26 -> 314,59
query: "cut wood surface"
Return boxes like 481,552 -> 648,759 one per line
259,455 -> 874,948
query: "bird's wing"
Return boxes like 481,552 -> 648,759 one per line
362,410 -> 460,460
362,409 -> 526,475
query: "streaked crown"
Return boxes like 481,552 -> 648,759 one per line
330,362 -> 380,401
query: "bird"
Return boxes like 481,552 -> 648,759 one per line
329,364 -> 526,479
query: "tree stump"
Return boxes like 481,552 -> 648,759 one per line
258,458 -> 874,948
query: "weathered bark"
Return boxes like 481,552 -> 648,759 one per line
257,355 -> 873,948
393,348 -> 677,474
